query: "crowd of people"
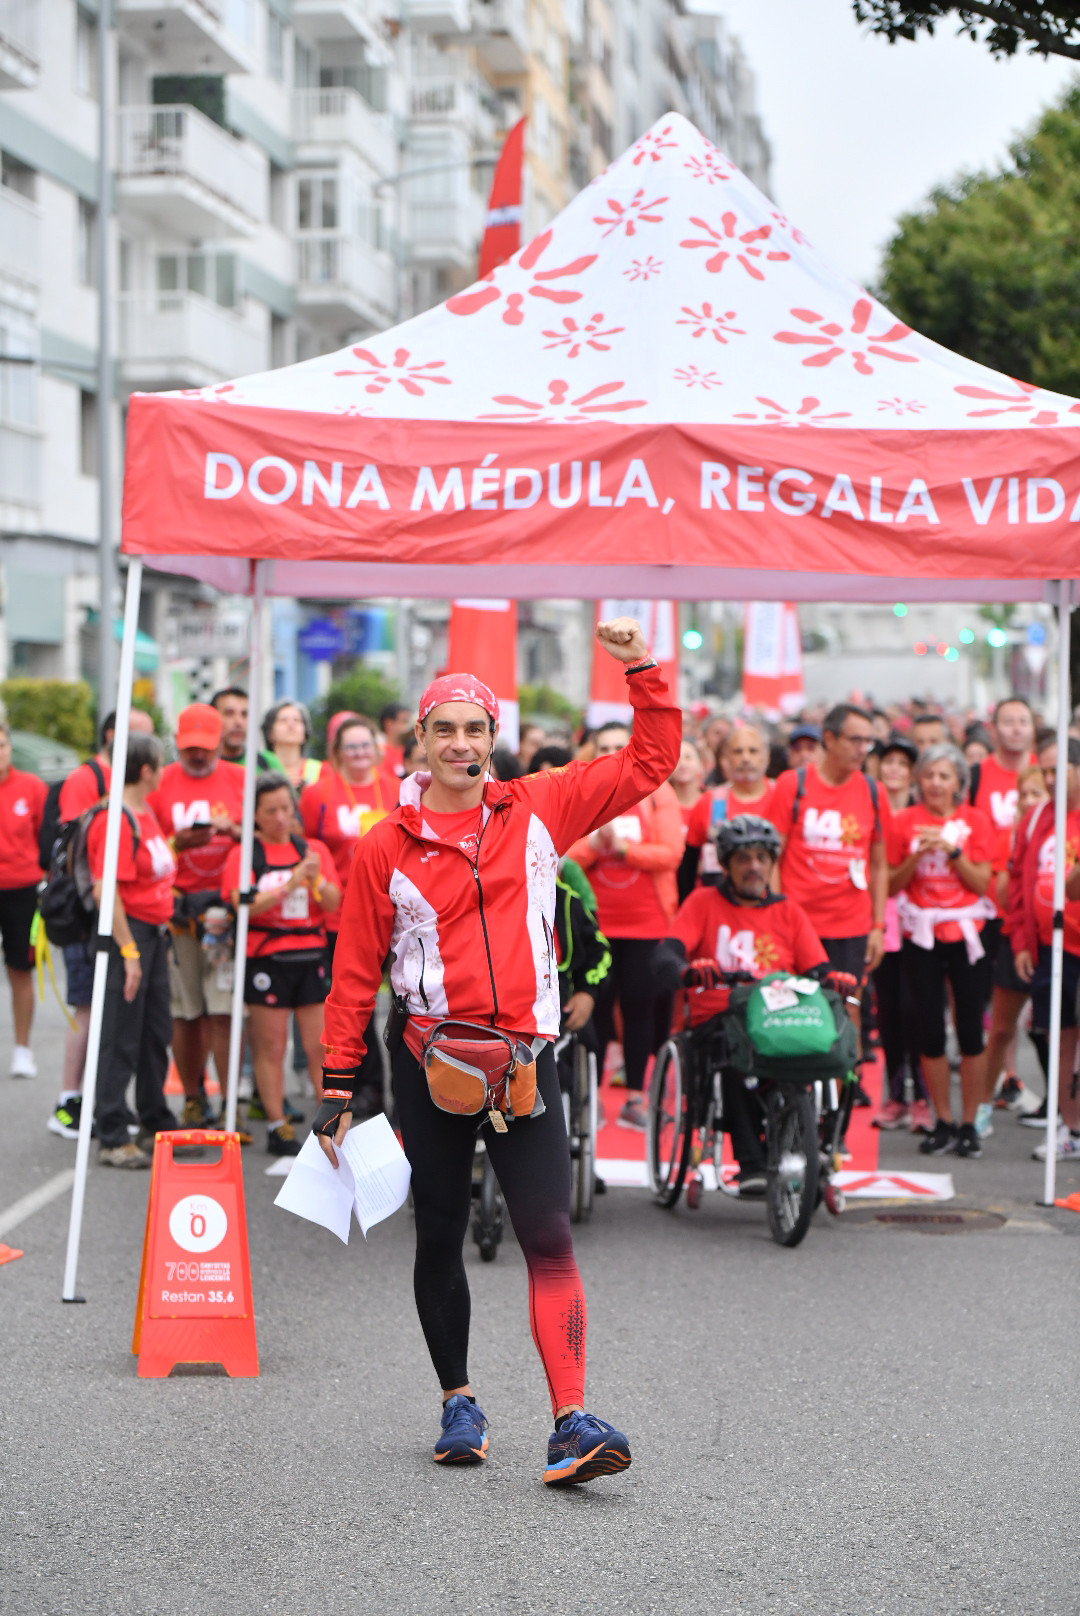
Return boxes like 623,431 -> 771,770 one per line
0,670 -> 1074,1174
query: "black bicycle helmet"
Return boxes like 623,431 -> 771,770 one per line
716,813 -> 782,864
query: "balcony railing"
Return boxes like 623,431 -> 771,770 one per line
117,105 -> 264,232
472,0 -> 528,73
0,0 -> 39,86
0,424 -> 41,513
115,0 -> 253,75
118,291 -> 266,385
293,87 -> 395,176
295,233 -> 393,321
0,186 -> 40,285
405,194 -> 484,265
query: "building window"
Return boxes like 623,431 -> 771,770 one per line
77,199 -> 97,287
0,312 -> 36,428
294,38 -> 316,90
76,8 -> 98,96
1,151 -> 36,201
267,11 -> 285,82
269,163 -> 287,230
297,175 -> 337,231
80,391 -> 98,476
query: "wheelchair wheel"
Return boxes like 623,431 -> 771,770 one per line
569,1042 -> 596,1224
765,1087 -> 819,1248
472,1153 -> 504,1262
647,1037 -> 690,1207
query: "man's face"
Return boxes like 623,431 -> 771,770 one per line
788,736 -> 820,769
824,714 -> 874,772
419,702 -> 494,793
995,701 -> 1035,757
593,726 -> 630,758
724,729 -> 767,786
214,695 -> 247,754
727,844 -> 773,900
180,745 -> 218,779
913,718 -> 947,752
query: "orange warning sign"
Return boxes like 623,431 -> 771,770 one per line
132,1130 -> 258,1378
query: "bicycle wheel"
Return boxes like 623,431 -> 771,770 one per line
473,1154 -> 504,1262
647,1037 -> 691,1207
765,1086 -> 819,1248
569,1042 -> 596,1224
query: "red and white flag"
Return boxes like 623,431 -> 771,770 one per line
741,602 -> 804,718
478,117 -> 526,280
587,600 -> 678,728
446,599 -> 519,749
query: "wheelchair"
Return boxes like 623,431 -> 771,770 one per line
645,972 -> 856,1248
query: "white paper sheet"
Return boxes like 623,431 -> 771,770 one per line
272,1115 -> 411,1241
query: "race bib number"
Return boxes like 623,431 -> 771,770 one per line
280,885 -> 309,921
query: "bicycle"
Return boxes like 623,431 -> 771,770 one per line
556,1029 -> 598,1224
646,970 -> 856,1248
471,1140 -> 505,1262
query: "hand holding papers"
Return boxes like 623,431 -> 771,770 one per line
273,1114 -> 411,1243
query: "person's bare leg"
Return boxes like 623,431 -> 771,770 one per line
8,967 -> 34,1046
959,1052 -> 987,1126
983,987 -> 1025,1104
922,1055 -> 953,1124
171,1016 -> 209,1100
247,1005 -> 287,1123
295,1003 -> 326,1102
207,1015 -> 233,1104
1056,1028 -> 1080,1132
63,1005 -> 91,1092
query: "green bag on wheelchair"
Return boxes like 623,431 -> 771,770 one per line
723,973 -> 857,1081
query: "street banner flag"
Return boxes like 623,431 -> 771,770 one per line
132,1130 -> 258,1377
478,117 -> 526,280
446,599 -> 519,750
742,601 -> 804,718
587,600 -> 678,727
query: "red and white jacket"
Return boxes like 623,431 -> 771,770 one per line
323,665 -> 680,1067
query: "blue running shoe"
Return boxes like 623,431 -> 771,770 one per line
434,1395 -> 488,1464
542,1411 -> 632,1486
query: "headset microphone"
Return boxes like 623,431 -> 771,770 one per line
466,762 -> 482,777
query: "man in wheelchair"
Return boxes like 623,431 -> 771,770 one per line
652,815 -> 853,1195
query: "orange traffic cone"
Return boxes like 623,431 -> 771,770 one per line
1053,1192 -> 1080,1213
0,1244 -> 24,1265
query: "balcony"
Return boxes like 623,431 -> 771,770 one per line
295,233 -> 394,331
293,87 -> 396,177
0,186 -> 40,286
472,0 -> 528,75
118,291 -> 266,389
401,0 -> 471,35
292,0 -> 389,44
116,0 -> 254,75
409,72 -> 495,145
0,424 -> 41,532
405,192 -> 484,270
117,105 -> 265,240
0,0 -> 38,88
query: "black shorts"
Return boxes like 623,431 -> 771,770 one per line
992,936 -> 1030,996
821,936 -> 867,985
245,950 -> 328,1009
0,884 -> 37,970
1030,945 -> 1080,1032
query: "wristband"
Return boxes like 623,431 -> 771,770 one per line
870,920 -> 885,931
120,943 -> 141,961
625,657 -> 657,675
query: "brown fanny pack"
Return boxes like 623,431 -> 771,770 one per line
420,1020 -> 539,1128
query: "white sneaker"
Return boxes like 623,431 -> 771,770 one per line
973,1103 -> 994,1139
1032,1125 -> 1080,1161
10,1045 -> 36,1078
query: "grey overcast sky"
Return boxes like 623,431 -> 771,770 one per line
689,0 -> 1075,287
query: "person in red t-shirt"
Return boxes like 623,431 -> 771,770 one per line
86,732 -> 179,1168
668,739 -> 704,837
222,775 -> 340,1156
147,702 -> 245,1130
680,723 -> 774,900
565,718 -> 684,1130
654,814 -> 829,1193
0,722 -> 48,1077
888,744 -> 994,1161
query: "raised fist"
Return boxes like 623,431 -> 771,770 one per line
595,617 -> 649,666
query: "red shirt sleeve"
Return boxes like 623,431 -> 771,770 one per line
764,770 -> 797,839
965,807 -> 995,866
665,889 -> 711,958
59,763 -> 106,824
87,811 -> 137,884
686,792 -> 711,849
887,805 -> 911,869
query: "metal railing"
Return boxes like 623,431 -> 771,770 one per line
295,233 -> 394,317
405,194 -> 484,259
292,87 -> 395,176
117,105 -> 264,223
118,291 -> 266,382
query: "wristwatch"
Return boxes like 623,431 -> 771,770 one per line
947,845 -> 961,861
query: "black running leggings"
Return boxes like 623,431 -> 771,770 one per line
901,938 -> 989,1059
873,949 -> 928,1103
593,936 -> 673,1092
392,1042 -> 585,1416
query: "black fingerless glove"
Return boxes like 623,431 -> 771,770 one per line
314,1069 -> 359,1137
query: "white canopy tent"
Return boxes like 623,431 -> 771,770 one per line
63,114 -> 1080,1298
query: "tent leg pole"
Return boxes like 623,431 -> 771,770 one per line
1041,581 -> 1073,1208
62,557 -> 143,1301
223,562 -> 265,1136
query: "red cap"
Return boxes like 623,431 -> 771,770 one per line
418,674 -> 499,727
176,702 -> 222,751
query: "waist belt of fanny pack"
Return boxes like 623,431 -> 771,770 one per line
420,1019 -> 542,1131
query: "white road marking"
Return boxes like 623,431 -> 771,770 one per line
0,1170 -> 75,1239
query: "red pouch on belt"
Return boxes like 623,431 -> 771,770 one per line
419,1020 -> 538,1122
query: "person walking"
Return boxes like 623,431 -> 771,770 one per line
565,719 -> 683,1131
0,722 -> 47,1077
87,733 -> 180,1168
317,617 -> 679,1483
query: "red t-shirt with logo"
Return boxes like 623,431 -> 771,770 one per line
972,752 -> 1035,913
888,804 -> 995,943
87,806 -> 177,926
301,770 -> 398,887
147,760 -> 245,894
685,783 -> 775,879
766,765 -> 889,939
1032,809 -> 1080,952
58,757 -> 110,824
222,836 -> 338,958
579,799 -> 672,939
666,886 -> 827,1024
0,768 -> 48,888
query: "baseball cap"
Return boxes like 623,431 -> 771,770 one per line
176,702 -> 222,751
788,724 -> 821,744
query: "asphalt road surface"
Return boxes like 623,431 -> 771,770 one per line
2,991 -> 1078,1616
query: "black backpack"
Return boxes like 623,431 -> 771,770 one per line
38,759 -> 105,871
39,801 -> 139,948
248,835 -> 325,952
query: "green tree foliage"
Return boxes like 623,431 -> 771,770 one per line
878,85 -> 1080,397
853,3 -> 1080,60
0,679 -> 96,754
311,665 -> 402,757
517,683 -> 583,727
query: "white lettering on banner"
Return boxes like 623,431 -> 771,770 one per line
302,460 -> 342,507
714,924 -> 757,973
963,477 -> 1002,525
821,474 -> 864,521
701,462 -> 732,509
1008,476 -> 1020,524
869,476 -> 893,523
588,461 -> 612,507
412,466 -> 465,512
345,466 -> 389,509
769,469 -> 815,515
737,465 -> 765,511
1028,478 -> 1065,523
505,467 -> 543,508
471,454 -> 500,510
205,452 -> 243,500
549,461 -> 582,508
614,459 -> 658,508
171,801 -> 210,829
248,456 -> 297,505
896,479 -> 939,524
